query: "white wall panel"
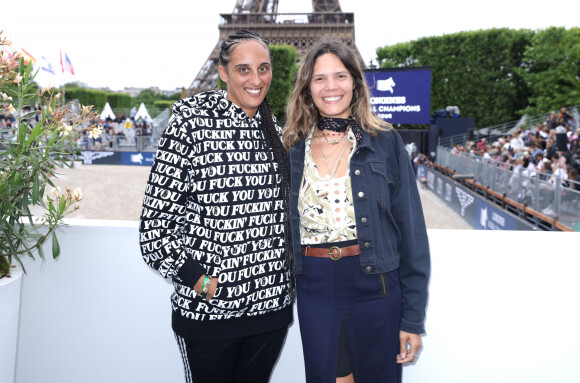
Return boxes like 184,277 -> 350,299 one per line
15,221 -> 580,383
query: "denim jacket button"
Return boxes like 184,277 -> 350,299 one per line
364,242 -> 371,248
361,217 -> 368,223
365,266 -> 372,272
354,170 -> 360,176
358,192 -> 364,198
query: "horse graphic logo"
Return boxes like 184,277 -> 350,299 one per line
376,77 -> 396,93
480,206 -> 488,229
131,153 -> 144,164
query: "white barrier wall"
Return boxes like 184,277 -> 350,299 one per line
15,221 -> 580,383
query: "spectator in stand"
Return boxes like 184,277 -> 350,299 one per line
78,128 -> 90,149
535,153 -> 545,170
559,107 -> 573,128
570,138 -> 579,157
490,150 -> 501,163
114,113 -> 125,125
500,153 -> 510,169
522,156 -> 536,178
537,123 -> 549,140
546,111 -> 558,130
481,145 -> 491,160
522,130 -> 534,147
135,121 -> 145,151
510,132 -> 525,152
477,138 -> 486,150
549,155 -> 568,186
101,126 -> 114,149
568,168 -> 580,191
508,156 -> 523,193
545,137 -> 557,161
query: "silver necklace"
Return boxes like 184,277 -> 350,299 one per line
317,129 -> 351,180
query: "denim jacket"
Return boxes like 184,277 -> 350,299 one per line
289,129 -> 431,334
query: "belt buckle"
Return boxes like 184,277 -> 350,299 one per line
328,246 -> 342,261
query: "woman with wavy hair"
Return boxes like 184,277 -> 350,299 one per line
283,39 -> 430,383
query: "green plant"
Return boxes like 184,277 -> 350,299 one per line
63,87 -> 107,109
519,27 -> 580,115
0,33 -> 99,278
269,44 -> 296,125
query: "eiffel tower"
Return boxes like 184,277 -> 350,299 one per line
188,0 -> 360,95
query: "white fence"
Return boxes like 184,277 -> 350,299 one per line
15,220 -> 580,383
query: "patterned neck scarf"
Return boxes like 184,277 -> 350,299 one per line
317,115 -> 363,146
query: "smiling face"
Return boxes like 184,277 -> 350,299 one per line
309,53 -> 354,119
218,40 -> 271,119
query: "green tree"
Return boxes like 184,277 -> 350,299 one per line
268,44 -> 296,124
377,29 -> 534,128
153,100 -> 174,109
133,88 -> 158,110
132,88 -> 180,111
106,92 -> 132,109
520,27 -> 580,115
63,87 -> 107,109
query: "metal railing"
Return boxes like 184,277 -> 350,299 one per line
78,108 -> 170,152
220,12 -> 355,26
439,104 -> 580,148
79,135 -> 160,152
437,146 -> 580,230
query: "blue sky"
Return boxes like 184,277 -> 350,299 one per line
2,0 -> 578,91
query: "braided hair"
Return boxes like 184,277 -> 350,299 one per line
219,29 -> 295,293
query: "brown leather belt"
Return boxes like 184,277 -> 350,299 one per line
301,244 -> 361,261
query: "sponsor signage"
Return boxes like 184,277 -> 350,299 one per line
80,151 -> 119,165
475,200 -> 517,231
121,152 -> 156,166
364,67 -> 431,124
79,151 -> 155,166
417,165 -> 535,231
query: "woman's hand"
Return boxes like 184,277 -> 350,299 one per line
194,275 -> 219,300
396,331 -> 422,364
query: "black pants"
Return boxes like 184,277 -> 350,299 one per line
175,326 -> 288,383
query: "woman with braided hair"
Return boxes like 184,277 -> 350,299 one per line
139,29 -> 292,382
283,39 -> 430,382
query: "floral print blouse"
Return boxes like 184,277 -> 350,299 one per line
298,128 -> 358,245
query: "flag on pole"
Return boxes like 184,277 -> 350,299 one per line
21,48 -> 36,65
60,50 -> 75,75
40,56 -> 56,75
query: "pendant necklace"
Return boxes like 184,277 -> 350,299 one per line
317,129 -> 351,180
322,130 -> 348,145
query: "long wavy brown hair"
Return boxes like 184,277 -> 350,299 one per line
283,39 -> 392,150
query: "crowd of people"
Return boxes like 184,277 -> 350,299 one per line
1,107 -> 154,152
78,114 -> 153,151
450,107 -> 580,191
438,107 -> 579,218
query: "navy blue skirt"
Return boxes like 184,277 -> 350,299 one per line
297,253 -> 403,383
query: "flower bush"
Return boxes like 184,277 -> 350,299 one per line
0,32 -> 99,278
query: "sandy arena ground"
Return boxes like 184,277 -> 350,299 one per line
36,164 -> 472,230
